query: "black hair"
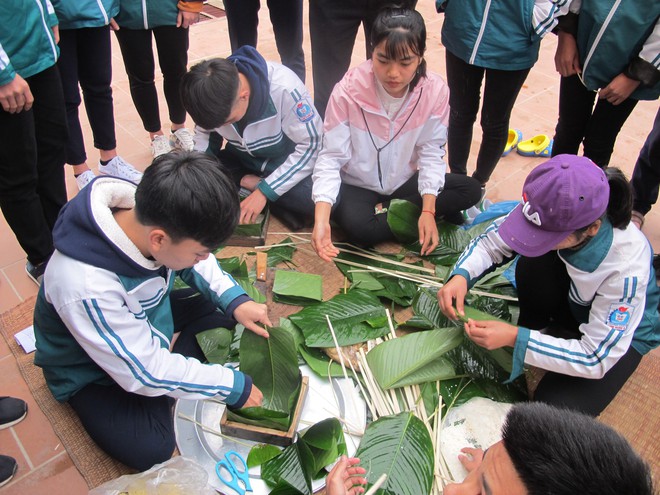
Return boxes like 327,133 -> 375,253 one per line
370,7 -> 427,89
181,58 -> 239,130
573,166 -> 633,235
135,151 -> 239,249
503,403 -> 655,495
604,167 -> 633,228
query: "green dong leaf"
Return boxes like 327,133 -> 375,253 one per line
289,290 -> 390,348
366,328 -> 463,389
355,412 -> 434,495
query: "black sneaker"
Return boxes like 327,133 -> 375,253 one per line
25,260 -> 47,287
0,455 -> 17,488
0,397 -> 27,429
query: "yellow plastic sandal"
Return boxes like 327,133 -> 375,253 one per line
502,129 -> 523,156
516,134 -> 553,157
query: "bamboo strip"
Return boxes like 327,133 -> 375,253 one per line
364,473 -> 388,495
336,257 -> 518,302
253,240 -> 308,249
336,246 -> 436,274
177,413 -> 253,448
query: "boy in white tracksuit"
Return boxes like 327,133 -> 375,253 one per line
34,152 -> 272,470
182,45 -> 322,229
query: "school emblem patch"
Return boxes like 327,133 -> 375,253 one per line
607,303 -> 634,331
295,100 -> 315,123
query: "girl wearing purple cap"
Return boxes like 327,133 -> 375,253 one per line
438,154 -> 660,416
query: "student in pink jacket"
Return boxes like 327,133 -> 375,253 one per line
311,7 -> 481,259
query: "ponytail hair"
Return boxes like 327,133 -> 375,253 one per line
604,167 -> 633,229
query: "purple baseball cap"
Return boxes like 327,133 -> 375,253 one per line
498,154 -> 609,257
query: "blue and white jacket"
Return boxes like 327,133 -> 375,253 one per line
438,0 -> 572,70
194,47 -> 322,202
0,0 -> 59,86
451,216 -> 660,381
34,177 -> 252,406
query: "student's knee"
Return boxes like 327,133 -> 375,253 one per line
120,432 -> 177,472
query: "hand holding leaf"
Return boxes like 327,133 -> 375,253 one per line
437,274 -> 468,320
233,301 -> 271,338
464,319 -> 518,350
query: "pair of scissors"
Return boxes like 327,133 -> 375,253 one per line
215,450 -> 252,495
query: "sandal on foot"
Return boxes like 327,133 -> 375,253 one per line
516,134 -> 553,157
502,129 -> 523,156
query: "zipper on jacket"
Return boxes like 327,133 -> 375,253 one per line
95,0 -> 109,25
469,0 -> 493,65
34,0 -> 58,61
581,0 -> 622,81
142,0 -> 148,29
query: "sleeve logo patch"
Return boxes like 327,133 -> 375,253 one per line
607,303 -> 634,331
295,100 -> 315,122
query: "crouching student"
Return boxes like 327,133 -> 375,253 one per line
438,155 -> 660,416
181,46 -> 322,230
311,7 -> 481,260
445,402 -> 654,495
33,152 -> 272,470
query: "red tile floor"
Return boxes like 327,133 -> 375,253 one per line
0,2 -> 657,492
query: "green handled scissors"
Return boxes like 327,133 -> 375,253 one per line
215,450 -> 252,495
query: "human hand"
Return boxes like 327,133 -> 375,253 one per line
177,10 -> 200,28
109,18 -> 119,31
418,212 -> 439,256
312,202 -> 339,262
52,25 -> 60,44
240,174 -> 261,191
437,275 -> 468,320
457,447 -> 484,473
312,221 -> 339,262
233,301 -> 271,338
464,319 -> 518,350
0,75 -> 34,113
240,189 -> 267,225
243,384 -> 263,408
554,32 -> 581,77
326,456 -> 368,495
599,73 -> 640,106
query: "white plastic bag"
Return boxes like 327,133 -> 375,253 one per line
89,456 -> 216,495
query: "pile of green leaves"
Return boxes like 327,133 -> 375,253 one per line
263,237 -> 297,268
258,418 -> 347,494
272,270 -> 323,306
289,289 -> 391,348
217,256 -> 267,303
229,327 -> 302,431
334,250 -> 422,307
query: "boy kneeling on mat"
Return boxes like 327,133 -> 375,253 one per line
33,151 -> 271,470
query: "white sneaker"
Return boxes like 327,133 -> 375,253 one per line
151,135 -> 172,158
169,128 -> 194,151
98,156 -> 143,184
75,170 -> 96,190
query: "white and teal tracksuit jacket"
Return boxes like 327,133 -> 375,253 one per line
49,0 -> 118,29
0,0 -> 59,86
193,49 -> 322,202
450,216 -> 660,381
115,0 -> 201,29
561,0 -> 660,99
34,177 -> 252,406
438,0 -> 572,70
